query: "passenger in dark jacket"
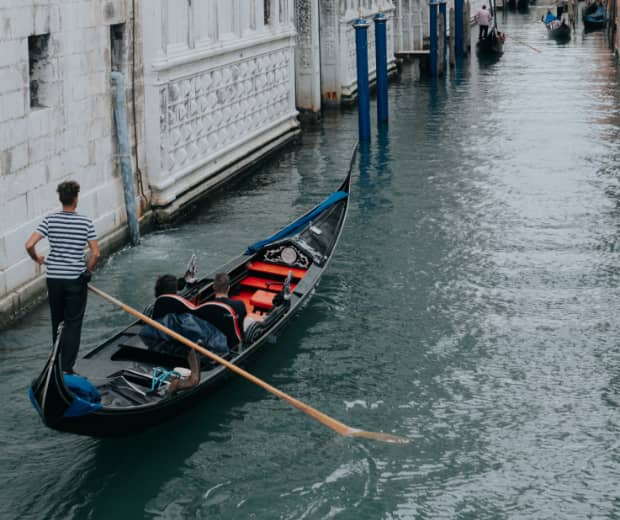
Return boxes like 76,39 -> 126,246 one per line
140,274 -> 227,393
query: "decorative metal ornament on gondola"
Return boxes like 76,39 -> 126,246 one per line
280,246 -> 298,265
264,244 -> 310,268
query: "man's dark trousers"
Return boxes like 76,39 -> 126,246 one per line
479,25 -> 489,39
46,278 -> 87,372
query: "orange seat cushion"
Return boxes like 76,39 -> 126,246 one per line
247,261 -> 306,280
240,276 -> 297,292
250,290 -> 277,310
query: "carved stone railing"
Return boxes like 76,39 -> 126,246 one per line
142,0 -> 299,208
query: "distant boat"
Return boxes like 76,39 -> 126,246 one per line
517,0 -> 529,11
477,27 -> 505,55
583,3 -> 608,30
546,20 -> 572,40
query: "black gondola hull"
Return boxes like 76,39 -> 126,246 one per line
30,162 -> 354,437
476,33 -> 504,55
547,24 -> 571,40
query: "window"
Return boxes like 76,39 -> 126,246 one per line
28,33 -> 51,108
264,0 -> 271,25
110,23 -> 126,72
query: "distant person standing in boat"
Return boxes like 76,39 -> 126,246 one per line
25,180 -> 100,374
555,0 -> 568,18
475,5 -> 492,40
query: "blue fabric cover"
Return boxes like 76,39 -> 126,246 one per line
544,12 -> 557,23
245,191 -> 348,254
587,5 -> 607,19
139,313 -> 229,356
63,375 -> 102,417
28,386 -> 41,414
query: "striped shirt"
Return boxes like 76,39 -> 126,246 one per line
36,211 -> 97,279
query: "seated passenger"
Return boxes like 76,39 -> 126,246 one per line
212,272 -> 255,332
140,274 -> 228,393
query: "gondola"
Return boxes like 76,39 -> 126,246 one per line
477,0 -> 504,56
517,0 -> 529,11
477,27 -> 505,56
583,4 -> 608,30
29,155 -> 355,437
546,19 -> 571,40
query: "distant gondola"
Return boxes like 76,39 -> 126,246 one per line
477,0 -> 504,57
477,27 -> 505,56
517,0 -> 529,11
546,19 -> 571,40
583,3 -> 608,30
29,157 -> 354,437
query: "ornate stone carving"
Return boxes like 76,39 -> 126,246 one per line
159,49 -> 292,174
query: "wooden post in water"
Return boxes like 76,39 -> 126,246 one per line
455,0 -> 464,56
465,1 -> 471,56
439,0 -> 447,74
430,0 -> 439,76
438,5 -> 445,75
449,7 -> 456,66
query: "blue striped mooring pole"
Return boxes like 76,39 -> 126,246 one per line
439,0 -> 447,70
354,17 -> 371,141
374,12 -> 388,124
455,0 -> 464,57
429,0 -> 439,77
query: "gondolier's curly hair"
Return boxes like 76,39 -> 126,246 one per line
57,180 -> 80,205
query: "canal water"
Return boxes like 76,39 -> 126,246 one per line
1,10 -> 619,520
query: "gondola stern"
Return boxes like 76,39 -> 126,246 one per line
30,328 -> 103,430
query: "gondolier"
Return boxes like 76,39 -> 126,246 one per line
475,5 -> 492,40
25,180 -> 100,374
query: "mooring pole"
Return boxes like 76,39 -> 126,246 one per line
439,0 -> 447,70
455,0 -> 464,56
374,12 -> 389,124
110,71 -> 140,246
430,0 -> 439,76
354,17 -> 371,141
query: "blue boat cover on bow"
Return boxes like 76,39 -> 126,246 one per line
245,191 -> 348,254
63,375 -> 102,417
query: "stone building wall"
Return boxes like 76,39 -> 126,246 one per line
141,0 -> 300,218
393,0 -> 430,53
320,0 -> 398,105
0,0 -> 143,325
0,0 -> 300,327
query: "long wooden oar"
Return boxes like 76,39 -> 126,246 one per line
88,284 -> 409,444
